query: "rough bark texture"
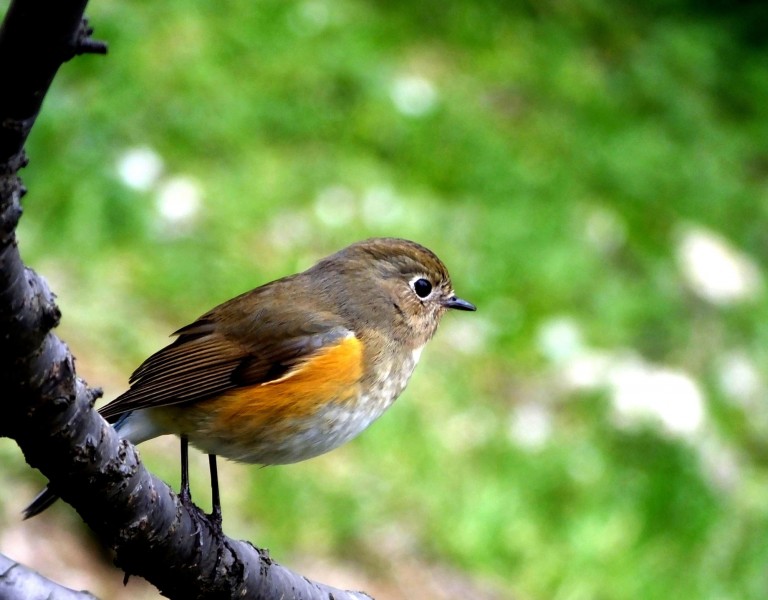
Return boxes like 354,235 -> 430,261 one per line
0,553 -> 100,600
0,1 -> 372,598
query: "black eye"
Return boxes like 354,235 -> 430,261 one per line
413,278 -> 432,298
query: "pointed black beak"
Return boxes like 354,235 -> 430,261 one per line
443,295 -> 476,311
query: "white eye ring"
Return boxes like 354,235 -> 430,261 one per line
410,276 -> 433,299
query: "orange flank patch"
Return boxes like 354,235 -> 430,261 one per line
195,335 -> 364,436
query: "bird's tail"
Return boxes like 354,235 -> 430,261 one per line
22,485 -> 59,519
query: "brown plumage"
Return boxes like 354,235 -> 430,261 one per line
24,238 -> 475,519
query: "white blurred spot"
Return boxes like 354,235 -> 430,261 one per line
607,358 -> 705,436
442,408 -> 495,453
584,207 -> 626,253
156,176 -> 201,227
116,147 -> 163,191
440,316 -> 492,356
267,210 -> 313,252
508,402 -> 553,450
540,315 -> 707,439
361,186 -> 405,227
561,350 -> 612,389
290,0 -> 330,35
537,317 -> 585,365
314,185 -> 357,227
717,351 -> 762,406
697,435 -> 741,492
677,226 -> 762,304
390,75 -> 438,117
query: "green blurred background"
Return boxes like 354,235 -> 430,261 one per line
2,0 -> 768,598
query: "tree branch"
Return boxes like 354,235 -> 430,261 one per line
0,553 -> 99,600
0,1 -> 371,598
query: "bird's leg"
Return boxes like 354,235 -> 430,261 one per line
179,435 -> 204,549
179,434 -> 192,506
208,453 -> 238,573
208,454 -> 223,533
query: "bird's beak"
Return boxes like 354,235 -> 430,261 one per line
442,295 -> 476,311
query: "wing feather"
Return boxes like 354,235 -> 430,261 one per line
99,309 -> 354,421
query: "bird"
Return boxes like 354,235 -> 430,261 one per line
24,237 -> 475,524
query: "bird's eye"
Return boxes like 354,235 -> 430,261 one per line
412,278 -> 433,298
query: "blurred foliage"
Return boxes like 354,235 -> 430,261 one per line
3,0 -> 768,598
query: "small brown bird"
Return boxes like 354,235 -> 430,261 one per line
25,237 -> 475,521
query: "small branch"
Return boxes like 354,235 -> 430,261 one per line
73,18 -> 107,56
0,553 -> 99,600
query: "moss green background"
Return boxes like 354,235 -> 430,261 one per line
2,0 -> 768,598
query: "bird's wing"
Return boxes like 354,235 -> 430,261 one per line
99,312 -> 357,421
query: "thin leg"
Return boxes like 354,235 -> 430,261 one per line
208,453 -> 236,569
180,434 -> 192,505
208,454 -> 223,530
178,435 -> 204,549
